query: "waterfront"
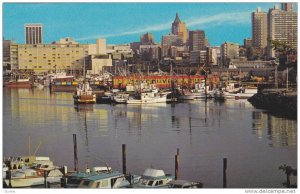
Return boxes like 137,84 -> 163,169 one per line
3,88 -> 297,188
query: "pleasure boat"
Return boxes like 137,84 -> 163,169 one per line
78,171 -> 140,188
65,166 -> 112,188
133,168 -> 174,188
168,180 -> 203,188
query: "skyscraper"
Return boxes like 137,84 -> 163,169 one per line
252,7 -> 267,49
281,3 -> 294,12
267,4 -> 297,58
189,30 -> 206,51
25,23 -> 43,44
171,13 -> 188,45
140,32 -> 155,45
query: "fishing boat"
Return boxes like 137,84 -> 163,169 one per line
4,78 -> 33,88
112,92 -> 130,104
178,89 -> 195,100
78,171 -> 140,188
3,167 -> 63,188
133,168 -> 174,188
126,89 -> 169,104
3,159 -> 64,188
168,180 -> 203,188
73,81 -> 96,104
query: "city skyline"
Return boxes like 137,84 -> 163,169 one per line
3,2 -> 297,46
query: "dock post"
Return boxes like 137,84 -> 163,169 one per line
8,170 -> 12,188
175,154 -> 179,180
223,158 -> 227,188
175,148 -> 179,180
44,170 -> 48,188
73,134 -> 78,172
122,144 -> 126,174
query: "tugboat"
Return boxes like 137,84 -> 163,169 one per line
73,81 -> 96,104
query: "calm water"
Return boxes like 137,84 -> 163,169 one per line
3,88 -> 297,188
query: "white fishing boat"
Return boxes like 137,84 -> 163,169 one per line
234,88 -> 258,100
112,92 -> 130,104
133,168 -> 174,188
3,160 -> 64,188
126,89 -> 169,104
178,89 -> 195,100
73,81 -> 96,104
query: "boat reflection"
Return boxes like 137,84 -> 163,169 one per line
252,111 -> 297,147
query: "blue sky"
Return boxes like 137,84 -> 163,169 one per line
2,2 -> 295,46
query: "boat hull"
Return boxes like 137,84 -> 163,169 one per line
74,94 -> 96,104
4,82 -> 33,88
3,176 -> 61,188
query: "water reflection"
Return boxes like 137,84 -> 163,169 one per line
3,88 -> 297,187
252,111 -> 297,147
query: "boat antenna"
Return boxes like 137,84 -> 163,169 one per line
28,135 -> 31,155
33,140 -> 42,156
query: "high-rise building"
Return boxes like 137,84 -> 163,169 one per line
267,3 -> 297,58
189,30 -> 206,51
252,7 -> 267,49
244,38 -> 253,48
281,3 -> 294,12
25,23 -> 43,44
221,42 -> 239,66
171,13 -> 188,45
162,34 -> 183,47
140,32 -> 155,45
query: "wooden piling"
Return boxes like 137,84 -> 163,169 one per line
175,154 -> 179,180
8,170 -> 12,188
44,170 -> 48,188
223,158 -> 227,188
73,134 -> 78,172
122,144 -> 126,174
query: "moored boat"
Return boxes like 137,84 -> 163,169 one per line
168,179 -> 203,188
78,171 -> 140,188
4,78 -> 33,88
133,168 -> 174,188
73,81 -> 96,104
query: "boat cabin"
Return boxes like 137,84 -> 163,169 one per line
168,180 -> 203,188
134,168 -> 174,188
78,171 -> 134,188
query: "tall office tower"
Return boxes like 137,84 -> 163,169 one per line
281,3 -> 294,12
171,13 -> 188,45
189,30 -> 206,51
252,7 -> 267,49
140,32 -> 155,45
267,4 -> 297,58
25,23 -> 43,44
162,34 -> 182,47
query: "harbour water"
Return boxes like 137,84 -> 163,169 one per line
3,88 -> 297,188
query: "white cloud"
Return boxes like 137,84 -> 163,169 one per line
76,12 -> 250,41
186,12 -> 250,28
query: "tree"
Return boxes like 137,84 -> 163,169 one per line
246,46 -> 255,61
279,164 -> 297,188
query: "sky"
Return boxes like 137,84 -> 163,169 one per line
2,2 -> 297,46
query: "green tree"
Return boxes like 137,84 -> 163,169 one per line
279,164 -> 297,188
246,46 -> 255,61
